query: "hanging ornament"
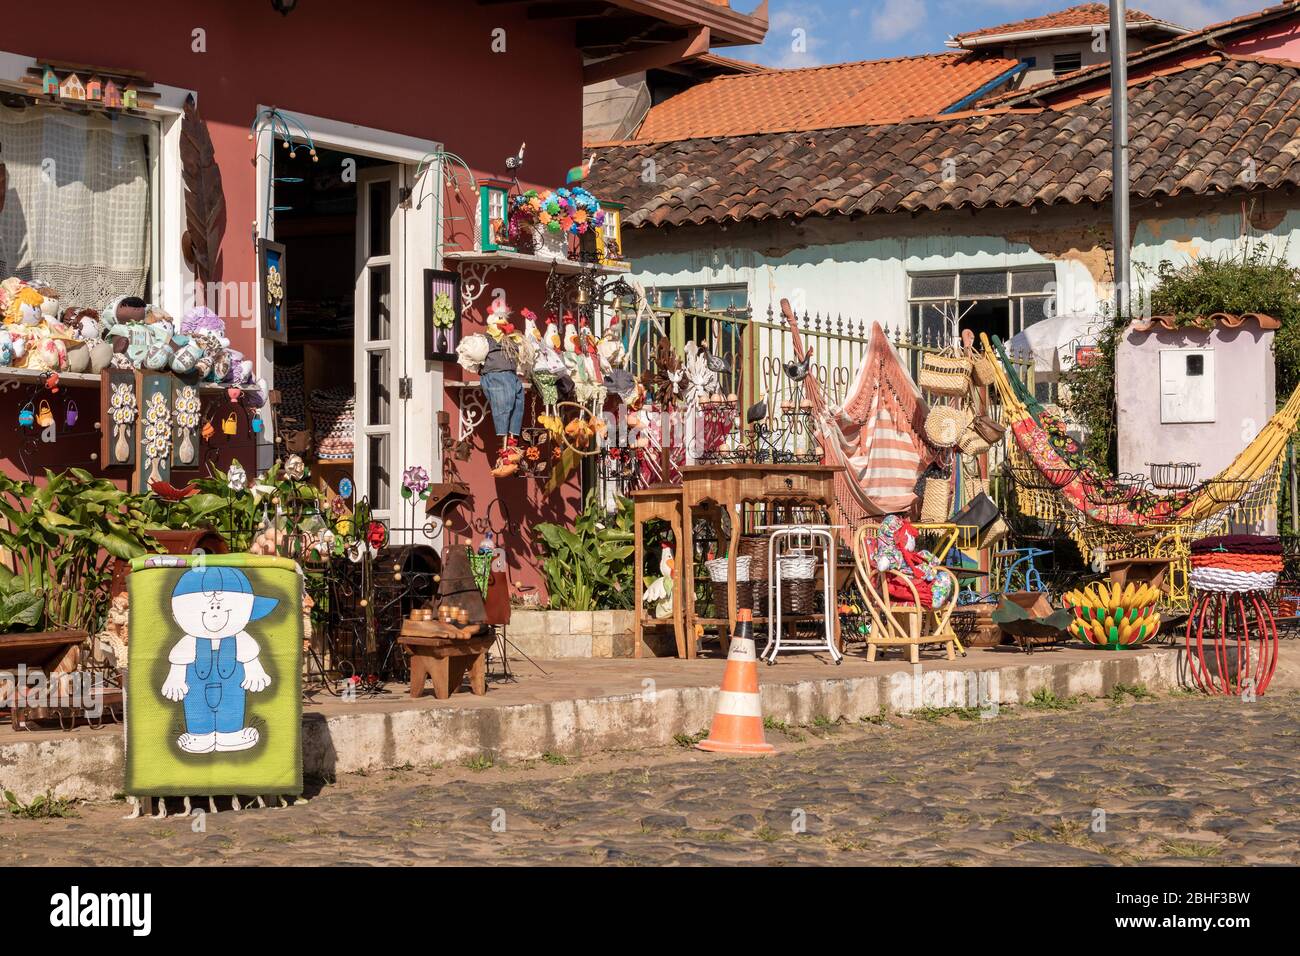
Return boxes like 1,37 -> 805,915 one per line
18,403 -> 35,427
65,399 -> 79,428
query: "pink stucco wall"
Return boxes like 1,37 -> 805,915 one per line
1225,19 -> 1300,61
1116,318 -> 1276,483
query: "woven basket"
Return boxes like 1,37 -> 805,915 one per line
738,535 -> 770,578
779,578 -> 818,615
924,405 -> 971,448
969,350 -> 995,386
739,536 -> 771,617
958,425 -> 992,457
779,554 -> 817,580
963,476 -> 989,503
705,556 -> 751,583
920,476 -> 952,522
712,580 -> 753,617
978,516 -> 1010,548
918,352 -> 972,398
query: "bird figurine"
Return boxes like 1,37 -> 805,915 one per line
505,141 -> 526,171
544,316 -> 562,352
563,314 -> 579,354
521,308 -> 541,343
746,398 -> 768,425
784,348 -> 813,382
641,543 -> 676,617
702,348 -> 729,374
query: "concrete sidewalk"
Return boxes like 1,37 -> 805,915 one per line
0,642 -> 1231,801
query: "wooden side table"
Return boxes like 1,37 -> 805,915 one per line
679,464 -> 843,658
631,487 -> 686,658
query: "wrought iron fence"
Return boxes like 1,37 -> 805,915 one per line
612,299 -> 1035,508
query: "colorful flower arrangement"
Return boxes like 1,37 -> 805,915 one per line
511,186 -> 606,237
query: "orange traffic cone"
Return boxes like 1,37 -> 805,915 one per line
697,609 -> 775,755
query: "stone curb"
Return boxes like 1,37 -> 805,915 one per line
0,649 -> 1186,801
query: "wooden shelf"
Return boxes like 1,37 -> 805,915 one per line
444,249 -> 630,275
0,367 -> 227,392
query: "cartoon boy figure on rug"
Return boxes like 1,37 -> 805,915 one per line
160,566 -> 278,754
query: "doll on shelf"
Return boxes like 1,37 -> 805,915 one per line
481,299 -> 526,478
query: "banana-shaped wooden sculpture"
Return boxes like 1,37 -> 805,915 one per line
1062,581 -> 1162,649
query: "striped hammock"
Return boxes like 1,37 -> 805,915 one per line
783,302 -> 934,521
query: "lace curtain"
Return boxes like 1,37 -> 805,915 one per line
0,102 -> 151,309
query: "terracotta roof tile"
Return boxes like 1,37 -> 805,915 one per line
625,52 -> 1021,142
953,3 -> 1171,42
587,58 -> 1300,228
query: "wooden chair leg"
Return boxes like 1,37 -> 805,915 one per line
908,642 -> 920,664
409,657 -> 429,698
469,652 -> 487,695
946,640 -> 956,661
866,641 -> 878,663
428,657 -> 452,699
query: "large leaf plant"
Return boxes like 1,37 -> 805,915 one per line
535,492 -> 634,611
0,469 -> 156,634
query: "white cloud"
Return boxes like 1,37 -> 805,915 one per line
871,0 -> 924,44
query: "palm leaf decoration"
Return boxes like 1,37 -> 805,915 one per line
179,94 -> 225,286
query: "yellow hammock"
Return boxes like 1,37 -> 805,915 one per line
982,331 -> 1299,550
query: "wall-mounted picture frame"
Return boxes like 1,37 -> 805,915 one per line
424,268 -> 462,362
258,238 -> 288,344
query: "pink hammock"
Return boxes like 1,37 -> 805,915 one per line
782,300 -> 935,522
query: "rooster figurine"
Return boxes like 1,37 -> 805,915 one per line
641,543 -> 676,619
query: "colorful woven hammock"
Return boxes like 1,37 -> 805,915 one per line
983,331 -> 1298,548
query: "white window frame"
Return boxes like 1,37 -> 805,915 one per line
0,48 -> 194,319
908,265 -> 1057,342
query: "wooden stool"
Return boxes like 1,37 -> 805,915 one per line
398,620 -> 496,700
631,487 -> 687,658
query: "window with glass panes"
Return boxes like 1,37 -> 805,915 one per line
907,266 -> 1055,343
653,284 -> 748,312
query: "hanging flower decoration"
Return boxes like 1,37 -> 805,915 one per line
366,520 -> 388,550
228,460 -> 248,493
511,186 -> 605,238
401,465 -> 431,501
284,454 -> 306,481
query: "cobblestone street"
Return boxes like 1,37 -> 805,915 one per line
5,690 -> 1299,866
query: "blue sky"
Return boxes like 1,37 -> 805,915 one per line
734,0 -> 1266,68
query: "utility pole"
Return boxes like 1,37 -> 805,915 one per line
1110,0 -> 1131,319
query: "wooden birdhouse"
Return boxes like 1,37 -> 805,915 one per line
59,72 -> 85,101
102,79 -> 122,108
41,67 -> 59,97
121,84 -> 138,109
477,177 -> 514,253
597,201 -> 624,266
85,75 -> 104,101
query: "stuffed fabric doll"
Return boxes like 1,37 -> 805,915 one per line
869,515 -> 954,608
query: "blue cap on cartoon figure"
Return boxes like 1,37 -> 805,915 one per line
170,565 -> 279,621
